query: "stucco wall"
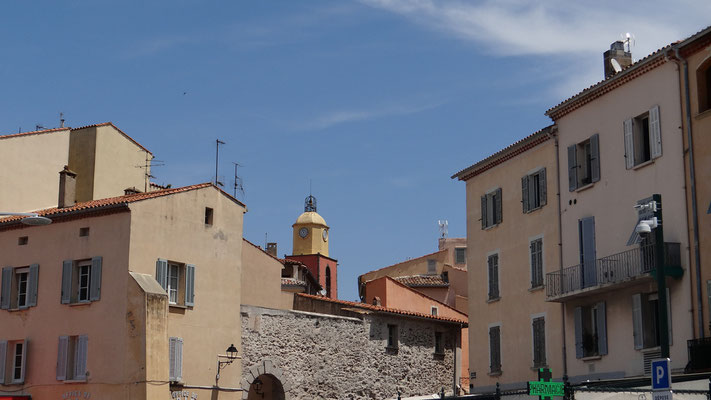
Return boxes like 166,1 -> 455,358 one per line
68,126 -> 98,203
92,125 -> 151,199
240,305 -> 458,399
242,239 -> 284,309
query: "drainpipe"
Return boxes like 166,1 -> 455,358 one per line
672,47 -> 704,338
548,126 -> 568,376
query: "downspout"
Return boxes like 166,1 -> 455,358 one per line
548,126 -> 568,375
672,47 -> 704,338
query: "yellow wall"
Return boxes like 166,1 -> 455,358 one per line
0,129 -> 71,211
241,239 -> 284,309
68,126 -> 98,203
292,212 -> 329,256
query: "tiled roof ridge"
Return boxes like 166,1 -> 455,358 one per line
296,293 -> 467,325
359,249 -> 448,280
243,238 -> 282,263
71,122 -> 153,156
383,276 -> 467,318
451,125 -> 554,181
394,274 -> 450,287
0,127 -> 70,140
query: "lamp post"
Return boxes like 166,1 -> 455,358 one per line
215,344 -> 240,385
0,212 -> 52,226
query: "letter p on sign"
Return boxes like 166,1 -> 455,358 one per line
651,358 -> 671,390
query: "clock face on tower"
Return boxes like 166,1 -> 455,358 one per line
299,227 -> 309,238
322,229 -> 328,241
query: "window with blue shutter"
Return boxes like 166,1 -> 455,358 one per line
570,134 -> 600,189
625,106 -> 662,168
489,325 -> 501,373
482,189 -> 502,229
575,302 -> 607,357
158,259 -> 196,307
1,265 -> 40,310
61,258 -> 103,305
487,254 -> 499,300
56,335 -> 87,381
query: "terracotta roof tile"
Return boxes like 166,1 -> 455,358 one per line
0,127 -> 70,140
394,275 -> 449,287
296,293 -> 467,325
382,276 -> 467,317
359,249 -> 447,282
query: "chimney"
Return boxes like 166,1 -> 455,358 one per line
266,242 -> 278,257
603,41 -> 632,79
58,166 -> 77,208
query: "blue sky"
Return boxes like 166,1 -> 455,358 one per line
2,1 -> 709,301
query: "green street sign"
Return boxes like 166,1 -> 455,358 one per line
528,381 -> 565,397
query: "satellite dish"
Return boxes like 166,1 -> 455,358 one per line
318,289 -> 327,296
610,58 -> 622,73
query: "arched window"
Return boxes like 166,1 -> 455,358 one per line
325,266 -> 331,298
697,58 -> 711,113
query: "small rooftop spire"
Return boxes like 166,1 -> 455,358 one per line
304,195 -> 317,212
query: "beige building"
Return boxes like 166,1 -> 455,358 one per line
0,122 -> 153,212
0,183 -> 246,399
545,39 -> 691,380
452,126 -> 563,391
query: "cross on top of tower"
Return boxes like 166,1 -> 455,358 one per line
304,195 -> 317,212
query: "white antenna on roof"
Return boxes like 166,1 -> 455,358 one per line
438,220 -> 448,238
621,32 -> 635,53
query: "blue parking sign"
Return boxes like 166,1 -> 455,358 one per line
651,358 -> 671,390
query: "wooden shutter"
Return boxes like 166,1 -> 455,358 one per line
0,340 -> 6,384
574,307 -> 583,358
597,301 -> 607,355
632,294 -> 643,349
590,134 -> 600,183
489,326 -> 500,371
495,188 -> 503,224
488,254 -> 499,299
580,217 -> 597,288
481,195 -> 488,229
666,287 -> 672,346
156,259 -> 168,290
185,264 -> 195,307
169,337 -> 177,381
649,105 -> 662,159
533,317 -> 545,366
28,264 -> 39,307
169,337 -> 183,381
18,339 -> 27,383
75,335 -> 88,380
61,260 -> 73,304
56,336 -> 68,381
90,256 -> 102,301
522,175 -> 530,213
539,169 -> 547,206
1,267 -> 11,309
624,118 -> 634,169
176,338 -> 183,381
567,144 -> 577,191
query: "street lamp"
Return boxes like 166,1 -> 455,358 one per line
215,344 -> 240,385
0,212 -> 52,226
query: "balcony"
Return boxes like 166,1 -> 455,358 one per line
686,337 -> 711,372
546,242 -> 681,301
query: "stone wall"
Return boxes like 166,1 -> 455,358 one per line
240,305 -> 458,400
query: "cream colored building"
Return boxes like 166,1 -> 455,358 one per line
0,183 -> 246,399
452,126 -> 563,391
0,122 -> 152,212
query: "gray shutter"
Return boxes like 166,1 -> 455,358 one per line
539,169 -> 547,206
581,217 -> 597,288
176,338 -> 183,381
666,287 -> 672,346
18,339 -> 27,383
624,118 -> 634,169
185,264 -> 195,307
156,259 -> 168,290
169,337 -> 177,381
522,175 -> 530,213
650,105 -> 662,159
567,144 -> 577,191
1,267 -> 12,309
0,340 -> 6,384
597,301 -> 607,355
75,335 -> 88,380
574,306 -> 583,358
28,264 -> 39,307
495,188 -> 503,224
61,260 -> 73,304
590,134 -> 600,183
90,256 -> 102,301
481,195 -> 488,229
632,294 -> 643,349
56,336 -> 68,381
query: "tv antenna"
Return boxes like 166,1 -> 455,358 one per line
438,220 -> 448,238
232,162 -> 244,198
215,139 -> 225,187
621,32 -> 635,53
59,112 -> 65,128
135,153 -> 165,192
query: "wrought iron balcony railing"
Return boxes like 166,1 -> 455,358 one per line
546,242 -> 680,300
686,337 -> 711,372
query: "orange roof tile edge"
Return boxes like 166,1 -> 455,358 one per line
0,127 -> 70,140
359,249 -> 448,282
381,276 -> 467,318
296,293 -> 467,325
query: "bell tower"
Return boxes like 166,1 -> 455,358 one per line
287,195 -> 338,299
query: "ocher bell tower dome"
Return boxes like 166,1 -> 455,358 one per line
292,195 -> 329,257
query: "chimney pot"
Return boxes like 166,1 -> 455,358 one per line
603,41 -> 633,79
266,242 -> 278,257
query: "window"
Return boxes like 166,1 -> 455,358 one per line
204,207 -> 213,226
481,188 -> 503,229
522,169 -> 547,212
624,106 -> 661,168
487,253 -> 499,300
61,257 -> 102,304
567,134 -> 600,191
56,335 -> 88,381
17,236 -> 28,246
325,266 -> 332,298
455,248 -> 466,264
427,259 -> 437,274
632,289 -> 672,350
574,302 -> 607,358
169,337 -> 183,382
434,332 -> 444,355
387,324 -> 399,350
696,60 -> 711,113
489,325 -> 501,373
79,227 -> 90,237
530,238 -> 543,288
579,217 -> 597,289
431,306 -> 438,316
156,259 -> 195,307
0,339 -> 28,384
532,316 -> 546,367
1,265 -> 39,310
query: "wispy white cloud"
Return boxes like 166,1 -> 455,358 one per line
297,100 -> 445,131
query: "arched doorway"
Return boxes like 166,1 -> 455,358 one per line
247,374 -> 285,400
